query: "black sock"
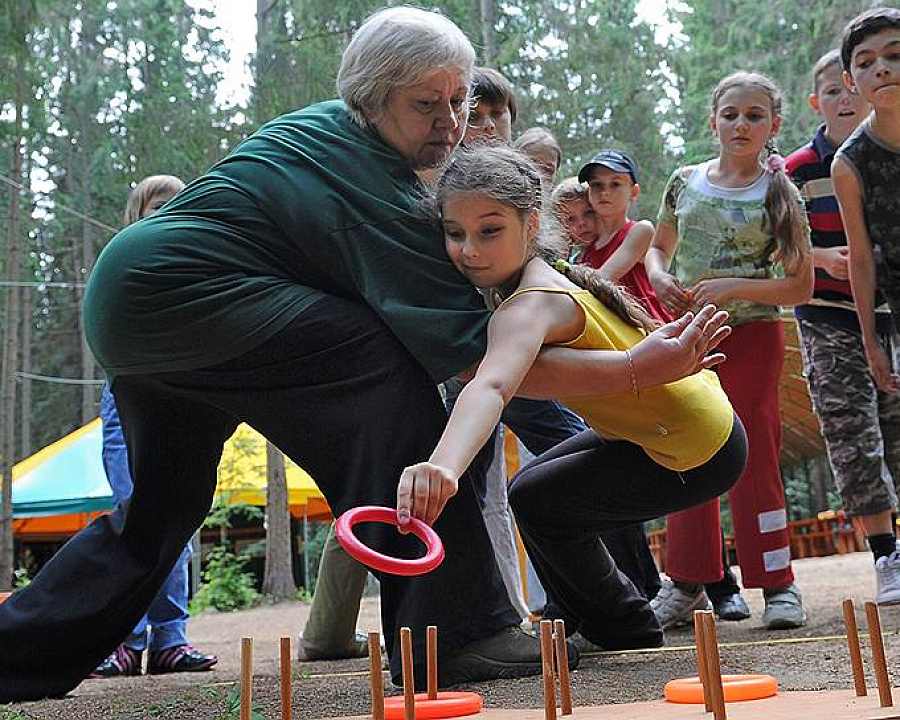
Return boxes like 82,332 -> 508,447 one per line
869,533 -> 896,561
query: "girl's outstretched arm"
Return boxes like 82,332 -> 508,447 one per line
646,222 -> 693,316
397,291 -> 575,527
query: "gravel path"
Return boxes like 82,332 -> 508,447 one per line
4,551 -> 899,719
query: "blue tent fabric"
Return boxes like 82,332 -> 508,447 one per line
12,420 -> 114,518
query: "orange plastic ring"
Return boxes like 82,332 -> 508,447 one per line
665,674 -> 778,704
383,691 -> 483,719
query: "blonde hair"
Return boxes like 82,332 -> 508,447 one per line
550,177 -> 587,210
712,72 -> 806,273
512,127 -> 562,172
123,175 -> 184,225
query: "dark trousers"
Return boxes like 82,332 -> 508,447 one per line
509,418 -> 747,650
0,296 -> 517,701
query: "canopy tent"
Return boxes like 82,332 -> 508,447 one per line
12,421 -> 331,540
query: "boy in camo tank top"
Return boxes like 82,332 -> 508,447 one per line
834,8 -> 900,398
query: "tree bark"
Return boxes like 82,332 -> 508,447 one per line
262,441 -> 297,600
480,0 -> 496,67
0,97 -> 24,590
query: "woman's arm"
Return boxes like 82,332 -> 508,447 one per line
397,292 -> 575,526
833,158 -> 900,393
646,222 -> 693,316
597,220 -> 654,282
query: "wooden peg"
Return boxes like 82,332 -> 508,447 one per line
540,619 -> 556,720
553,619 -> 573,715
866,601 -> 893,708
843,599 -> 867,697
700,611 -> 727,720
280,636 -> 292,720
427,625 -> 438,701
693,610 -> 713,712
400,627 -> 416,720
240,637 -> 253,720
368,632 -> 384,720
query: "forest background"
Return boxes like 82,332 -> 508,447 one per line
0,0 -> 890,590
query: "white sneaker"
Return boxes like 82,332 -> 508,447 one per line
875,551 -> 900,606
650,577 -> 712,629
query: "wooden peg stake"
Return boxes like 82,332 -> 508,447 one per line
400,627 -> 416,720
553,619 -> 573,715
540,619 -> 557,720
866,601 -> 893,708
426,625 -> 438,701
693,610 -> 713,712
240,637 -> 253,720
368,632 -> 384,720
843,599 -> 868,697
700,611 -> 727,720
280,636 -> 292,720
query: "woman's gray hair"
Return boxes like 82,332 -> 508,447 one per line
337,6 -> 476,125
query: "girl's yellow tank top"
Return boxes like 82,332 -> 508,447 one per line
503,286 -> 734,471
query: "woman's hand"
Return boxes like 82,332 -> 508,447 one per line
396,462 -> 459,530
689,278 -> 740,308
818,246 -> 850,280
864,341 -> 900,394
649,270 -> 693,317
629,304 -> 731,388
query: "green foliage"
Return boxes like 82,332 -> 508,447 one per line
221,685 -> 269,720
13,567 -> 30,590
203,500 -> 264,532
190,544 -> 259,613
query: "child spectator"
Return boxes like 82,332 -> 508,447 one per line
465,67 -> 516,145
550,177 -> 597,262
576,149 -> 670,322
787,47 -> 900,605
513,127 -> 562,185
646,71 -> 814,631
833,7 -> 900,394
91,175 -> 218,677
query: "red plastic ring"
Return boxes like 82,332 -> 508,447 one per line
383,691 -> 483,719
335,505 -> 444,576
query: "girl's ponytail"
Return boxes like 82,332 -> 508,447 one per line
555,259 -> 661,334
764,139 -> 807,274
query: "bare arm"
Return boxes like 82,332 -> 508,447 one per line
397,292 -> 573,527
514,304 -> 731,399
689,253 -> 814,309
597,220 -> 654,282
833,158 -> 899,393
646,221 -> 693,316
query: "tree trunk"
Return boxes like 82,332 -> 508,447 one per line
0,97 -> 24,590
19,287 -> 30,458
480,0 -> 496,67
262,441 -> 297,600
77,186 -> 96,423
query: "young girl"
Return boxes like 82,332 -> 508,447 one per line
396,145 -> 748,649
576,148 -> 670,322
645,72 -> 814,630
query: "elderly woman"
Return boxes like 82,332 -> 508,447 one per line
0,7 -> 728,702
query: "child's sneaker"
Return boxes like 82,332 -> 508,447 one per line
762,584 -> 807,629
89,644 -> 143,678
875,551 -> 900,606
148,645 -> 218,674
650,578 -> 712,629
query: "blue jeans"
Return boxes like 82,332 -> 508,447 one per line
100,384 -> 190,653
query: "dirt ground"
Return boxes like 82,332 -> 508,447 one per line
4,551 -> 900,720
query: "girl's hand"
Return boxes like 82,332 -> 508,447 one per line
396,462 -> 459,530
819,246 -> 850,280
649,271 -> 693,317
629,305 -> 731,386
864,341 -> 900,394
689,278 -> 740,308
